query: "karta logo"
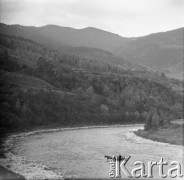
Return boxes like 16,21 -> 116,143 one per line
104,155 -> 183,178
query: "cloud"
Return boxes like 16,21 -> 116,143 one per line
0,0 -> 183,37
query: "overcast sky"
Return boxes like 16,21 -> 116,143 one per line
0,0 -> 183,37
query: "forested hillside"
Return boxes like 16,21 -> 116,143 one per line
115,28 -> 184,80
0,23 -> 183,80
0,34 -> 183,135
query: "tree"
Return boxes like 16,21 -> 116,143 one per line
151,110 -> 160,129
36,57 -> 54,77
77,87 -> 83,96
134,111 -> 140,121
15,98 -> 21,112
145,108 -> 161,130
86,86 -> 94,97
142,111 -> 148,120
161,72 -> 166,79
103,85 -> 110,96
145,112 -> 152,130
100,104 -> 109,113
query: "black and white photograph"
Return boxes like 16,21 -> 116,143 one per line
0,0 -> 183,179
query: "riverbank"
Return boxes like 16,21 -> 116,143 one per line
135,123 -> 184,146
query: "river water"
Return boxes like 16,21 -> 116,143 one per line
11,125 -> 184,179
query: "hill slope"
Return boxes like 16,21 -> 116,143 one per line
0,23 -> 129,52
0,70 -> 53,90
0,23 -> 183,79
0,33 -> 183,135
115,28 -> 183,71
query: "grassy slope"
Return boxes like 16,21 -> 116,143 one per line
0,70 -> 53,90
135,123 -> 184,146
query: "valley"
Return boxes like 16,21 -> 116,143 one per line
0,22 -> 183,180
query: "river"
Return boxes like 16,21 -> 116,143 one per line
2,125 -> 184,179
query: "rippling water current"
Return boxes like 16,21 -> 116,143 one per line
13,125 -> 184,179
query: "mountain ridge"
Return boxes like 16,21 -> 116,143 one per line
2,23 -> 182,37
0,23 -> 128,52
0,23 -> 183,79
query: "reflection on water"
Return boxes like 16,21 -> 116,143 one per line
14,125 -> 184,179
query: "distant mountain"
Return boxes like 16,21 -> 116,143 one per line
0,23 -> 183,79
115,28 -> 183,69
0,23 -> 129,52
